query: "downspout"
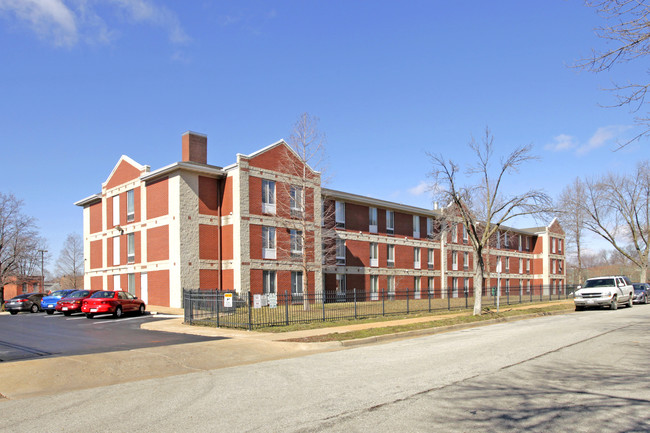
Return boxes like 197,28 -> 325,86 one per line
218,177 -> 223,291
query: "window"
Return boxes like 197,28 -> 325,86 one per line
387,275 -> 395,296
262,180 -> 276,214
452,251 -> 458,270
127,233 -> 135,263
519,258 -> 523,274
427,217 -> 434,237
263,270 -> 276,294
558,260 -> 563,273
505,279 -> 510,293
336,274 -> 346,295
369,207 -> 378,233
335,201 -> 345,228
22,283 -> 27,293
290,230 -> 303,257
496,232 -> 501,249
552,238 -> 556,253
291,271 -> 303,294
452,277 -> 458,298
413,215 -> 420,238
552,259 -> 556,274
462,225 -> 468,243
113,195 -> 120,226
526,236 -> 530,251
262,226 -> 276,259
428,248 -> 434,269
387,244 -> 395,267
386,210 -> 394,234
370,275 -> 379,300
128,273 -> 135,295
370,242 -> 378,267
504,232 -> 509,249
114,274 -> 121,291
414,247 -> 421,269
336,239 -> 346,265
290,185 -> 303,217
559,239 -> 563,253
113,236 -> 120,265
127,189 -> 134,222
452,224 -> 458,243
518,234 -> 522,252
464,277 -> 469,294
414,277 -> 421,299
428,277 -> 434,293
463,252 -> 469,270
505,256 -> 509,272
526,259 -> 531,273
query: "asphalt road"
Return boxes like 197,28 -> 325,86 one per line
0,312 -> 222,362
1,305 -> 649,432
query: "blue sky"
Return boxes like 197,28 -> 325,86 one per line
0,0 -> 646,272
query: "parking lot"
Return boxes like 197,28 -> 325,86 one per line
0,311 -> 223,362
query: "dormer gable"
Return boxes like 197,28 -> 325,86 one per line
103,155 -> 149,191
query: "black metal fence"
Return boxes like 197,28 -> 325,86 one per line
183,285 -> 575,330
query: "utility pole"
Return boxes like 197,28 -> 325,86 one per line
38,249 -> 47,293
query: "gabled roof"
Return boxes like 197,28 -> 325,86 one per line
74,193 -> 102,207
322,188 -> 443,217
140,160 -> 225,183
102,155 -> 148,189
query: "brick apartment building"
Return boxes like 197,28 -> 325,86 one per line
76,132 -> 566,308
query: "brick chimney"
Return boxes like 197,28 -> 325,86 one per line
182,131 -> 207,164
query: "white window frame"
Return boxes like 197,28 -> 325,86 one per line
113,195 -> 120,227
336,239 -> 346,265
463,251 -> 469,270
428,276 -> 434,293
496,232 -> 501,249
518,234 -> 522,252
519,258 -> 523,274
452,277 -> 458,298
387,244 -> 395,267
552,238 -> 556,253
290,229 -> 303,257
462,225 -> 468,243
428,248 -> 434,269
113,236 -> 120,266
114,274 -> 121,291
414,277 -> 421,299
387,275 -> 395,296
290,185 -> 304,217
464,277 -> 469,294
262,180 -> 276,215
427,217 -> 434,237
291,271 -> 303,294
370,242 -> 378,267
526,236 -> 530,251
386,210 -> 394,234
336,273 -> 346,295
413,215 -> 420,239
559,239 -> 563,253
414,247 -> 421,270
335,201 -> 345,228
452,251 -> 458,270
262,226 -> 276,259
128,273 -> 135,295
552,259 -> 556,274
263,270 -> 276,294
527,258 -> 531,274
505,256 -> 509,272
370,275 -> 379,300
369,207 -> 378,233
452,224 -> 458,243
127,233 -> 135,263
127,189 -> 134,222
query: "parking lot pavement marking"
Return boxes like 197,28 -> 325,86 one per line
65,316 -> 87,320
91,315 -> 153,324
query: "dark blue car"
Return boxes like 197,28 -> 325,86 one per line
41,290 -> 76,314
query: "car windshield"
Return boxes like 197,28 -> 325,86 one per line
90,291 -> 114,298
584,278 -> 616,288
633,284 -> 646,290
50,290 -> 67,297
68,291 -> 90,298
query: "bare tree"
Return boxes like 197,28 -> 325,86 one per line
55,233 -> 84,290
582,161 -> 650,282
274,113 -> 333,309
428,128 -> 553,315
0,193 -> 44,304
578,0 -> 650,145
557,178 -> 588,284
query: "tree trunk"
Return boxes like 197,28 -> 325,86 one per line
640,264 -> 648,284
473,247 -> 485,315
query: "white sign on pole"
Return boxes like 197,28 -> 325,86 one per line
267,293 -> 277,308
224,293 -> 233,308
253,294 -> 262,309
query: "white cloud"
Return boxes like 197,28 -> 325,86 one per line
408,180 -> 430,196
0,0 -> 78,46
544,134 -> 577,152
576,125 -> 632,155
0,0 -> 189,47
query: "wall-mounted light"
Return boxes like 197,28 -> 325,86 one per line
115,225 -> 124,235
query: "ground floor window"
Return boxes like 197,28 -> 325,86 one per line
263,270 -> 276,294
291,271 -> 303,294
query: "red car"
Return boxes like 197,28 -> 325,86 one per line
55,290 -> 98,316
81,291 -> 146,319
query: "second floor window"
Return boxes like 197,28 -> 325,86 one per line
262,180 -> 276,214
387,244 -> 395,267
262,226 -> 276,259
113,236 -> 120,266
427,217 -> 434,237
413,215 -> 420,238
127,189 -> 134,222
290,186 -> 303,217
127,233 -> 135,263
428,248 -> 434,269
414,247 -> 421,269
386,210 -> 394,234
369,207 -> 377,233
452,251 -> 458,270
463,252 -> 469,270
335,201 -> 345,228
336,239 -> 346,265
113,195 -> 120,227
370,242 -> 378,267
290,230 -> 303,256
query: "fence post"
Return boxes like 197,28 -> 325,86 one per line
407,287 -> 410,314
540,286 -> 543,302
322,290 -> 325,322
507,288 -> 510,305
465,287 -> 468,309
248,291 -> 252,331
519,286 -> 522,305
448,287 -> 451,311
428,288 -> 431,312
285,291 -> 289,326
354,288 -> 357,319
216,290 -> 220,328
382,289 -> 385,316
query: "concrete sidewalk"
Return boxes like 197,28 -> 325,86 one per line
0,301 -> 574,401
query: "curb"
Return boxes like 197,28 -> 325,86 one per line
336,309 -> 575,347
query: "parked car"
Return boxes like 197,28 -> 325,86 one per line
633,283 -> 650,304
574,276 -> 635,310
81,291 -> 146,319
41,289 -> 77,315
5,293 -> 45,314
55,290 -> 98,315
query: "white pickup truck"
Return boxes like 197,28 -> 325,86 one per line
574,276 -> 635,311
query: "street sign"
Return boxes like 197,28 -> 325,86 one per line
224,293 -> 233,308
